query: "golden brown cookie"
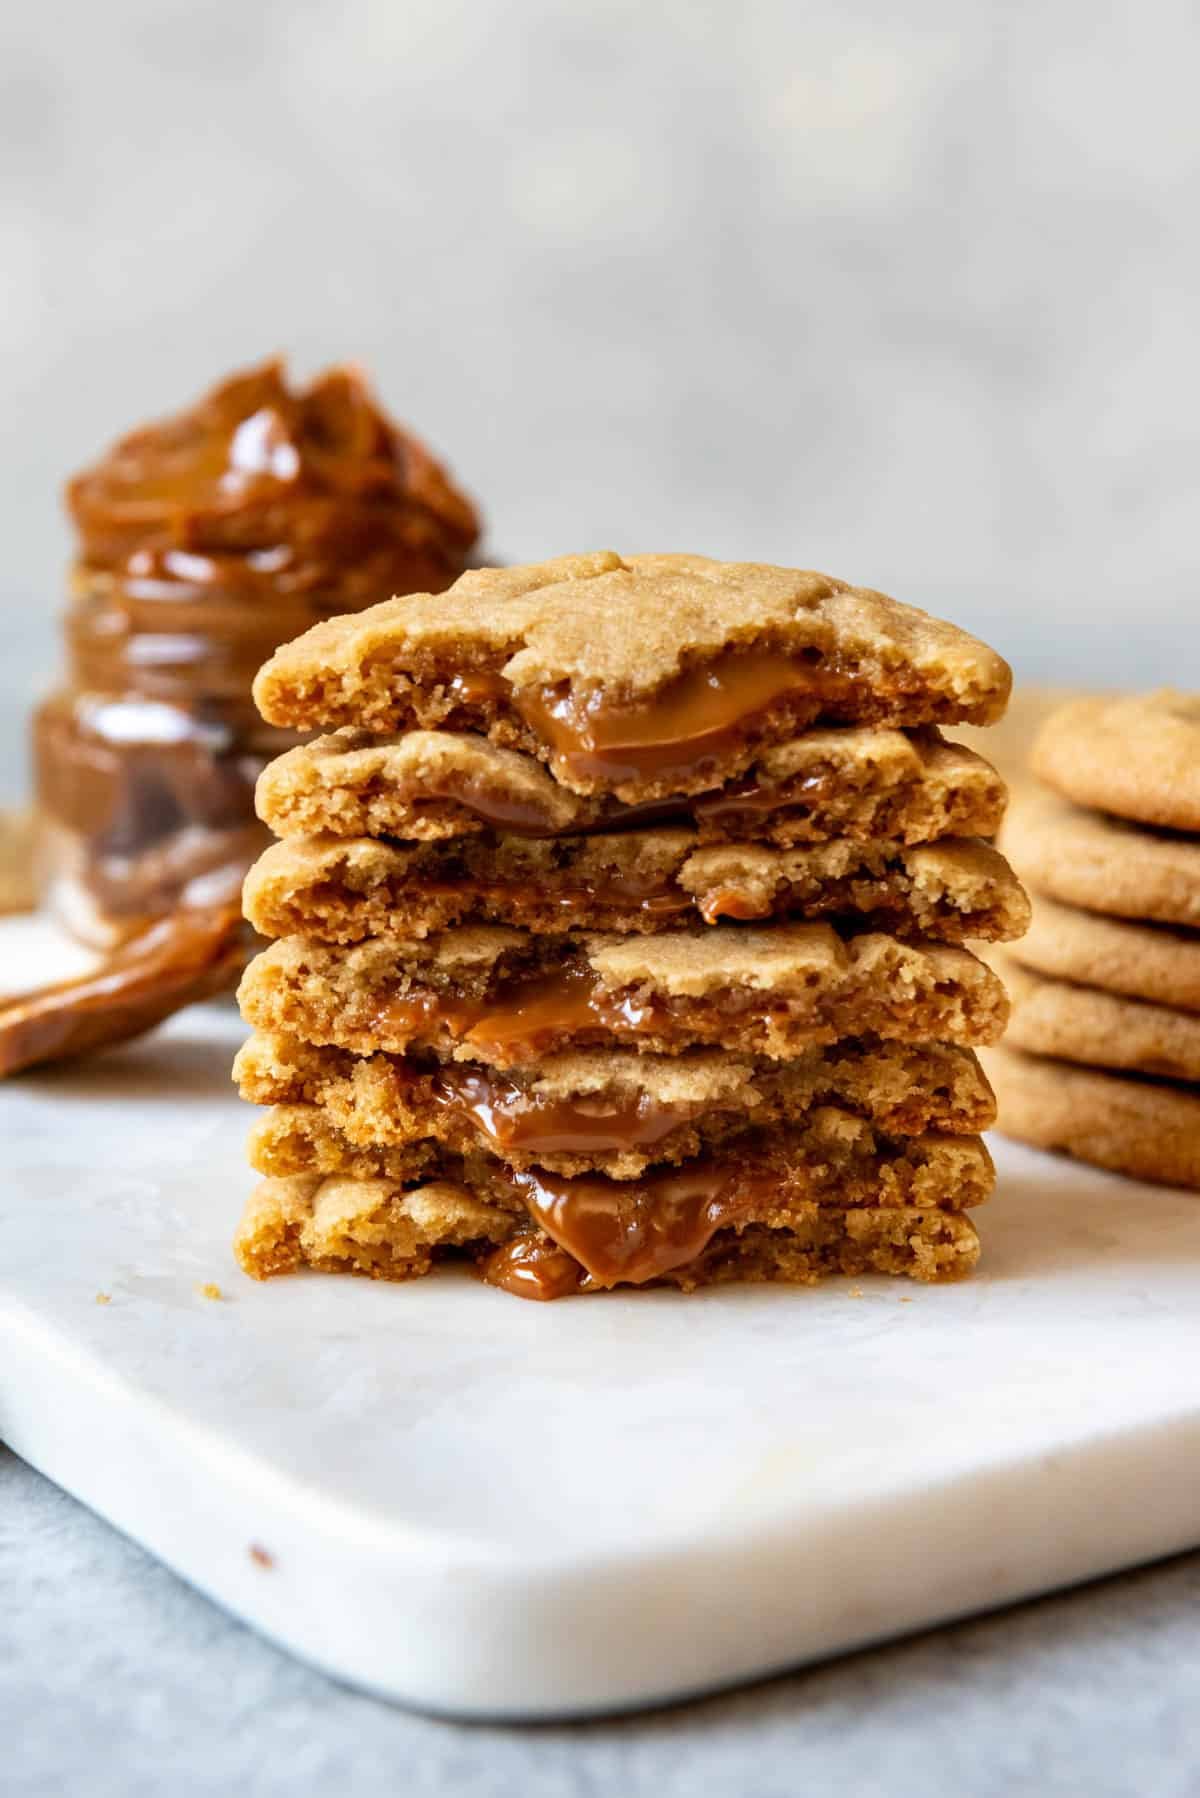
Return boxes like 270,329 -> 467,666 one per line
996,953 -> 1200,1082
255,724 -> 1008,849
242,829 -> 1029,945
235,1032 -> 997,1175
1031,691 -> 1200,831
253,553 -> 1011,802
983,1044 -> 1200,1191
237,924 -> 1009,1066
1012,893 -> 1200,1013
1000,788 -> 1200,926
235,1173 -> 980,1292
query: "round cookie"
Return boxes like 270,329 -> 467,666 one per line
996,953 -> 1200,1082
1031,691 -> 1200,830
983,1044 -> 1200,1190
1000,788 -> 1200,926
1013,893 -> 1200,1013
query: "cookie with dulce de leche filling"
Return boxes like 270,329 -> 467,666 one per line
252,553 -> 1012,804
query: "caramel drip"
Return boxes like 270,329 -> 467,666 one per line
479,1233 -> 584,1301
514,649 -> 845,783
509,1162 -> 749,1288
433,1065 -> 706,1154
0,904 -> 243,1078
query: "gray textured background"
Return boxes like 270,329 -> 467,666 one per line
2,0 -> 1198,798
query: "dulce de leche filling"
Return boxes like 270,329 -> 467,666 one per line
376,963 -> 666,1060
431,1065 -> 707,1154
59,362 -> 480,713
69,360 -> 478,602
396,766 -> 846,842
481,1161 -> 749,1297
513,648 -> 851,784
0,904 -> 243,1078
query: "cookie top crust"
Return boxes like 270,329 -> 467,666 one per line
255,723 -> 1008,848
252,553 -> 1011,800
1001,788 -> 1200,927
1032,691 -> 1200,831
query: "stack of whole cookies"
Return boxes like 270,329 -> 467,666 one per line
233,553 -> 1027,1300
986,691 -> 1200,1190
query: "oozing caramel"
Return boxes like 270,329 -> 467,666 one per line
479,1233 -> 584,1301
375,962 -> 666,1060
514,648 -> 847,783
697,887 -> 771,924
392,758 -> 854,842
508,1162 -> 749,1288
432,1065 -> 706,1154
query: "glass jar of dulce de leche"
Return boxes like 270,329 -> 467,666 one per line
33,360 -> 481,945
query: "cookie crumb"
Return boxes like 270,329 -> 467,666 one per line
94,1292 -> 111,1305
847,1287 -> 864,1299
249,1543 -> 275,1569
197,1282 -> 224,1301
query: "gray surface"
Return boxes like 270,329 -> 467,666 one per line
3,1444 -> 1199,1796
3,0 -> 1199,800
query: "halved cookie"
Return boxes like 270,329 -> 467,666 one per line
235,1032 -> 997,1175
237,923 -> 1010,1066
255,724 -> 1008,849
243,830 -> 1029,944
235,1169 -> 981,1295
253,552 -> 1011,802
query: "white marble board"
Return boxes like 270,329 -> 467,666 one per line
1,914 -> 1199,1718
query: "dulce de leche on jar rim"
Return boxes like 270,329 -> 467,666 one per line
32,358 -> 481,946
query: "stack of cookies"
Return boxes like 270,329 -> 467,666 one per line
233,553 -> 1028,1300
985,691 -> 1200,1191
